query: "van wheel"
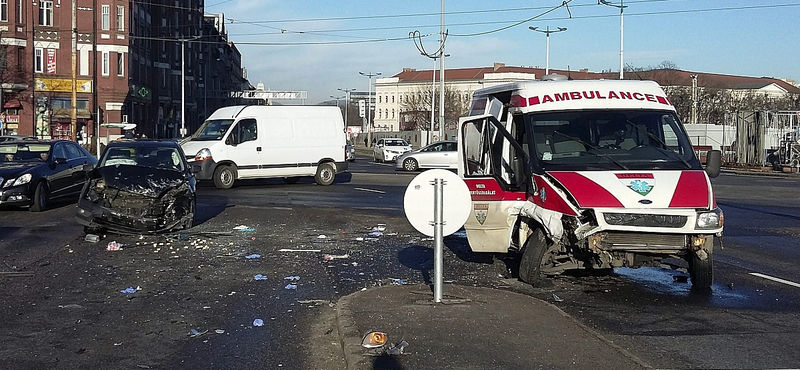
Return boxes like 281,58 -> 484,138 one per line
688,251 -> 713,290
30,182 -> 50,212
518,228 -> 551,286
213,165 -> 236,189
402,158 -> 419,171
314,162 -> 336,186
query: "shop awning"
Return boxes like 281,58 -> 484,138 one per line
3,99 -> 21,108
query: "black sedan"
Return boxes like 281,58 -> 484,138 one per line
0,140 -> 97,211
76,140 -> 196,234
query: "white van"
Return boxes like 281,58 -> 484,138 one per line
182,105 -> 348,188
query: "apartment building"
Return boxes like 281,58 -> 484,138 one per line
0,1 -> 248,141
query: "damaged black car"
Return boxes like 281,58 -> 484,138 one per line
76,140 -> 196,234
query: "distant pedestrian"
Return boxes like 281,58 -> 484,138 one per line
371,138 -> 376,147
364,137 -> 368,147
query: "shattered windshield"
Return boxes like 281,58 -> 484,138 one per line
0,143 -> 51,163
100,146 -> 185,171
191,119 -> 234,141
525,110 -> 699,171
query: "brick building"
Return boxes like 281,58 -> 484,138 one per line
0,1 -> 248,142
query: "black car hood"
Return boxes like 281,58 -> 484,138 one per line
0,162 -> 38,178
94,165 -> 186,198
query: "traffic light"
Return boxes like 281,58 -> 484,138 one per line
97,107 -> 104,125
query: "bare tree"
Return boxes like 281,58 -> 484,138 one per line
399,85 -> 469,131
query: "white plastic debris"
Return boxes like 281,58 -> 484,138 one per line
324,253 -> 349,261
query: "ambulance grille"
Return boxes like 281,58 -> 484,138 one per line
604,213 -> 687,228
599,232 -> 687,252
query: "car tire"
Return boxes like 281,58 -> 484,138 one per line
314,162 -> 336,186
29,181 -> 49,212
213,165 -> 236,189
183,196 -> 196,229
283,177 -> 300,184
402,158 -> 419,171
374,153 -> 382,163
688,250 -> 713,290
518,228 -> 550,286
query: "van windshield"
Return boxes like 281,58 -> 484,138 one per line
191,119 -> 234,141
525,110 -> 699,171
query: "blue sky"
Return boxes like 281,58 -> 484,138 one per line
205,0 -> 800,104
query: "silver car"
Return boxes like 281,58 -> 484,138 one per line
395,140 -> 458,171
373,138 -> 411,162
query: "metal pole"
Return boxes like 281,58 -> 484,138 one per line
338,88 -> 355,129
438,0 -> 445,141
431,57 -> 436,145
71,0 -> 77,141
433,177 -> 444,303
619,0 -> 624,80
359,72 -> 381,146
529,26 -> 567,77
180,39 -> 186,137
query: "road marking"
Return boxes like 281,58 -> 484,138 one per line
749,272 -> 800,288
354,187 -> 386,194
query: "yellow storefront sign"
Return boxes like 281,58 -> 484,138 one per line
35,78 -> 93,93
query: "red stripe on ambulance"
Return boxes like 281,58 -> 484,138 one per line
549,172 -> 624,208
668,171 -> 710,208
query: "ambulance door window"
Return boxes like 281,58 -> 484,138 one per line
462,118 -> 493,177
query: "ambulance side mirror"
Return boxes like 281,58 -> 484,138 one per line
705,150 -> 721,178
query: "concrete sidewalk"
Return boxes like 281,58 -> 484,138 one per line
336,284 -> 650,370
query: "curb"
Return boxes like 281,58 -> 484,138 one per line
335,291 -> 367,370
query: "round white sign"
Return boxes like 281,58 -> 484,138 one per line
403,169 -> 472,237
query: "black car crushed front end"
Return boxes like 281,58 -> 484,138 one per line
76,165 -> 195,234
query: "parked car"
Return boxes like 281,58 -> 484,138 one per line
395,140 -> 458,171
76,140 -> 196,234
0,135 -> 38,142
346,140 -> 356,162
373,138 -> 411,162
0,140 -> 97,211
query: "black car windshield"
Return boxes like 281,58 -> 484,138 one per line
100,146 -> 185,171
0,143 -> 51,163
191,119 -> 234,141
525,110 -> 698,171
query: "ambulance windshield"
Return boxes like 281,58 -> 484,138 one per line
525,110 -> 698,171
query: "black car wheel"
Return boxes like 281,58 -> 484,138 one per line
518,228 -> 551,286
688,250 -> 713,290
29,181 -> 49,212
183,196 -> 196,229
213,165 -> 236,189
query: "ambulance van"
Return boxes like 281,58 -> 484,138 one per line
457,76 -> 723,289
183,105 -> 348,188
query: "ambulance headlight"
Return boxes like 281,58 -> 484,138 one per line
696,208 -> 723,229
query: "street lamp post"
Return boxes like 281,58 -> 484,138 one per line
528,26 -> 567,75
330,95 -> 344,110
359,71 -> 381,147
599,0 -> 626,80
338,88 -> 356,129
180,35 -> 202,137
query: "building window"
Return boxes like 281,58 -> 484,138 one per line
116,6 -> 124,31
16,0 -> 21,23
34,48 -> 43,72
101,5 -> 109,30
38,1 -> 52,26
1,0 -> 8,22
16,46 -> 23,72
391,95 -> 395,104
101,51 -> 109,76
378,95 -> 381,104
116,52 -> 124,76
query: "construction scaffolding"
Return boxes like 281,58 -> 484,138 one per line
723,111 -> 800,168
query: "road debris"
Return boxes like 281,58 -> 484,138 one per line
233,225 -> 255,232
284,284 -> 298,290
385,340 -> 409,356
84,234 -> 100,243
107,241 -> 123,251
253,319 -> 264,327
189,328 -> 208,338
278,248 -> 321,252
254,274 -> 268,281
552,293 -> 564,302
323,253 -> 349,261
120,286 -> 140,294
245,254 -> 261,259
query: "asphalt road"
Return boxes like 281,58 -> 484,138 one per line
1,159 -> 800,369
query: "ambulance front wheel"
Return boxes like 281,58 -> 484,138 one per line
688,250 -> 713,290
518,228 -> 550,287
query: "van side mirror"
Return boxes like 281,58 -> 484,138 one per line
705,150 -> 721,178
